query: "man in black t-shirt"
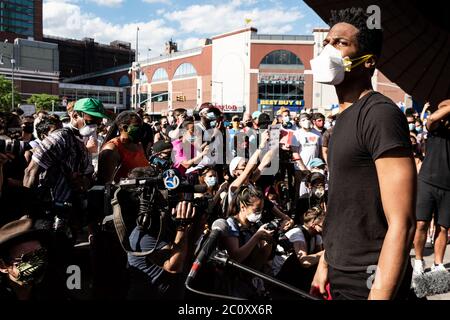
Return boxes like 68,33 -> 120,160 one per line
309,8 -> 416,300
413,100 -> 450,274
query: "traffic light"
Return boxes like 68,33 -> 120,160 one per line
176,95 -> 186,102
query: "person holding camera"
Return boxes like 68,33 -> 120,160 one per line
127,200 -> 201,300
221,184 -> 274,299
272,208 -> 325,295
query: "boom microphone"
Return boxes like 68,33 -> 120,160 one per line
186,218 -> 228,283
413,270 -> 450,298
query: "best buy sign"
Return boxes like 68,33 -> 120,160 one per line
258,100 -> 304,106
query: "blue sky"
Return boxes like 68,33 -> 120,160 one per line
43,0 -> 328,58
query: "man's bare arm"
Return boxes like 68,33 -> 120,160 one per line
370,147 -> 416,300
426,100 -> 450,132
23,160 -> 42,189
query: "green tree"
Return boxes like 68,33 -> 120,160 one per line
0,75 -> 22,112
27,94 -> 60,112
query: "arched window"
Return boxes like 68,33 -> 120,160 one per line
260,50 -> 303,66
173,63 -> 197,79
152,68 -> 169,82
118,75 -> 131,87
105,78 -> 115,86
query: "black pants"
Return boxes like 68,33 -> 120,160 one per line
328,262 -> 416,300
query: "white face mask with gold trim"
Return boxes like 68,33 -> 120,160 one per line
311,44 -> 373,85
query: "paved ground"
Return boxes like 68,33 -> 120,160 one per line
410,243 -> 450,300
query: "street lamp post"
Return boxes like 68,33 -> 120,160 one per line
11,57 -> 15,111
1,40 -> 16,111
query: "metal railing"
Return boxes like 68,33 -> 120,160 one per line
251,34 -> 314,41
140,47 -> 203,65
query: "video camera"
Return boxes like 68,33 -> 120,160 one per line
0,138 -> 31,156
88,168 -> 211,233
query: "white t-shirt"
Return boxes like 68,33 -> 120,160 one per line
272,227 -> 323,276
187,123 -> 221,171
293,128 -> 322,170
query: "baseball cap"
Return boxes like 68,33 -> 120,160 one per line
74,98 -> 110,119
308,158 -> 325,168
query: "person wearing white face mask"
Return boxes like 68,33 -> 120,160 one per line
222,184 -> 274,298
309,8 -> 416,301
294,113 -> 323,203
23,98 -> 109,244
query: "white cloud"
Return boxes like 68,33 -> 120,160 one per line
88,0 -> 124,7
177,37 -> 206,51
44,1 -> 176,58
43,0 -> 307,60
164,1 -> 304,36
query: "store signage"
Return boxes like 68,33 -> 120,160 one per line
258,73 -> 304,84
214,104 -> 244,113
258,99 -> 304,106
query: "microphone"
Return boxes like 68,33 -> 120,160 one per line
186,218 -> 228,283
413,270 -> 450,298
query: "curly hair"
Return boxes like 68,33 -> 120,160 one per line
329,7 -> 383,59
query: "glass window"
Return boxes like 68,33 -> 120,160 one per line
152,68 -> 169,82
151,91 -> 168,102
173,63 -> 197,79
118,75 -> 131,87
260,50 -> 303,66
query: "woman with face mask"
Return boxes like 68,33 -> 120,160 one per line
171,118 -> 209,177
224,185 -> 274,265
154,117 -> 170,143
296,172 -> 327,224
220,184 -> 275,298
199,167 -> 219,194
195,167 -> 229,222
97,111 -> 149,184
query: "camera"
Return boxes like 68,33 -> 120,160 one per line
0,138 -> 31,156
265,219 -> 281,231
90,168 -> 211,235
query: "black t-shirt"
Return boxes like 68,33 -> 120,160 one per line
418,124 -> 450,190
324,92 -> 411,272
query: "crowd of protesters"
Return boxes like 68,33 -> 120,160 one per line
1,6 -> 450,300
0,95 -> 448,301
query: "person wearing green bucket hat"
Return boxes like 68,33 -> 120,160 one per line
73,98 -> 109,120
71,98 -> 111,164
23,98 -> 111,243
